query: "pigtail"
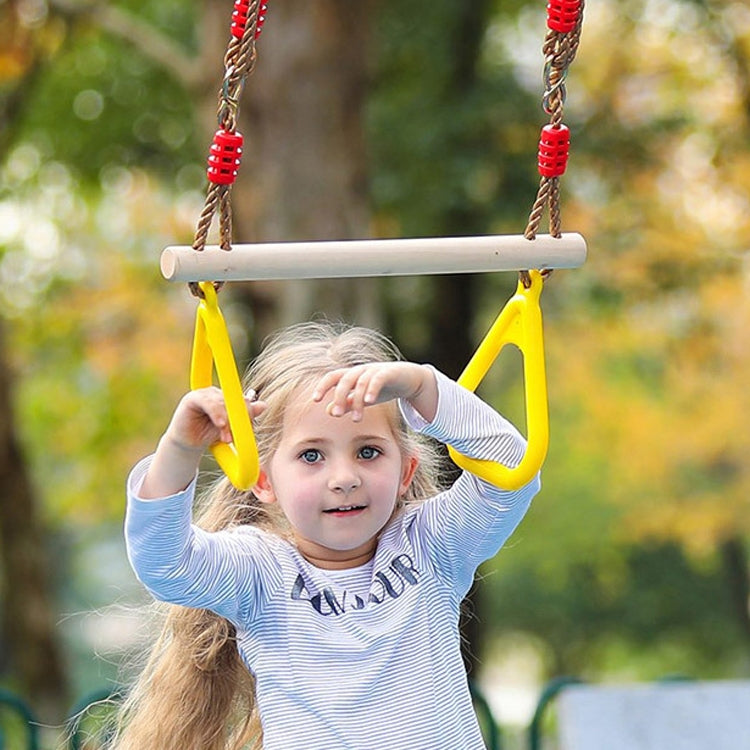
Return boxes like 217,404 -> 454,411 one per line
112,607 -> 260,750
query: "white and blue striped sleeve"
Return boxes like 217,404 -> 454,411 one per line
400,367 -> 541,595
124,457 -> 279,626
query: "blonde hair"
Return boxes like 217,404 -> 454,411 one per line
110,321 -> 444,750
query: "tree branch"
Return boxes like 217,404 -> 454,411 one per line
48,0 -> 214,91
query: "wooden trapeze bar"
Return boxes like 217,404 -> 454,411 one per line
161,232 -> 587,282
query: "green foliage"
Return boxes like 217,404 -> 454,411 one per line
117,0 -> 201,45
21,30 -> 198,183
1,144 -> 196,522
483,540 -> 745,679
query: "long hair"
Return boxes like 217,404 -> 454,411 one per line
110,321 -> 444,750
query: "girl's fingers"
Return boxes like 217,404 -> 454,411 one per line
330,366 -> 373,417
246,397 -> 268,420
196,389 -> 232,443
312,368 -> 352,403
350,369 -> 386,419
206,395 -> 267,446
312,365 -> 392,419
169,387 -> 270,450
312,363 -> 423,420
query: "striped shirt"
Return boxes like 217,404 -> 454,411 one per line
125,369 -> 540,750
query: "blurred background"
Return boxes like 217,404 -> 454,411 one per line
1,0 -> 749,746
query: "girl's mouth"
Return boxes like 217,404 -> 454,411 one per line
323,505 -> 366,516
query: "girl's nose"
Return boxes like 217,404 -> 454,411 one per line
328,464 -> 362,493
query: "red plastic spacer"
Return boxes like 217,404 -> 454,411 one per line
231,0 -> 250,40
255,1 -> 269,39
231,0 -> 269,40
537,124 -> 570,178
547,0 -> 581,33
207,130 -> 244,185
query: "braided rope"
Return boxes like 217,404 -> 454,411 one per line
189,0 -> 265,298
522,0 -> 585,285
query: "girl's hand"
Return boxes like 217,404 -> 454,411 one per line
312,362 -> 438,423
140,387 -> 266,499
164,387 -> 264,451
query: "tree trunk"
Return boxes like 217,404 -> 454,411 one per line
0,321 -> 68,719
0,2 -> 69,720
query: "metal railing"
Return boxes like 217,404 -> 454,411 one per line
9,673 -> 715,749
0,681 -> 505,750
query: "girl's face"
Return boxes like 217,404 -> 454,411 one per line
253,386 -> 417,569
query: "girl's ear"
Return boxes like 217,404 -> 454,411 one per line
253,470 -> 277,504
399,455 -> 419,496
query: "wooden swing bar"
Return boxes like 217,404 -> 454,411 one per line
161,232 -> 587,282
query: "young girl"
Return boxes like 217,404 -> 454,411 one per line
118,320 -> 540,750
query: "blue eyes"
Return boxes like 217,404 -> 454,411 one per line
298,446 -> 381,464
300,449 -> 322,464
